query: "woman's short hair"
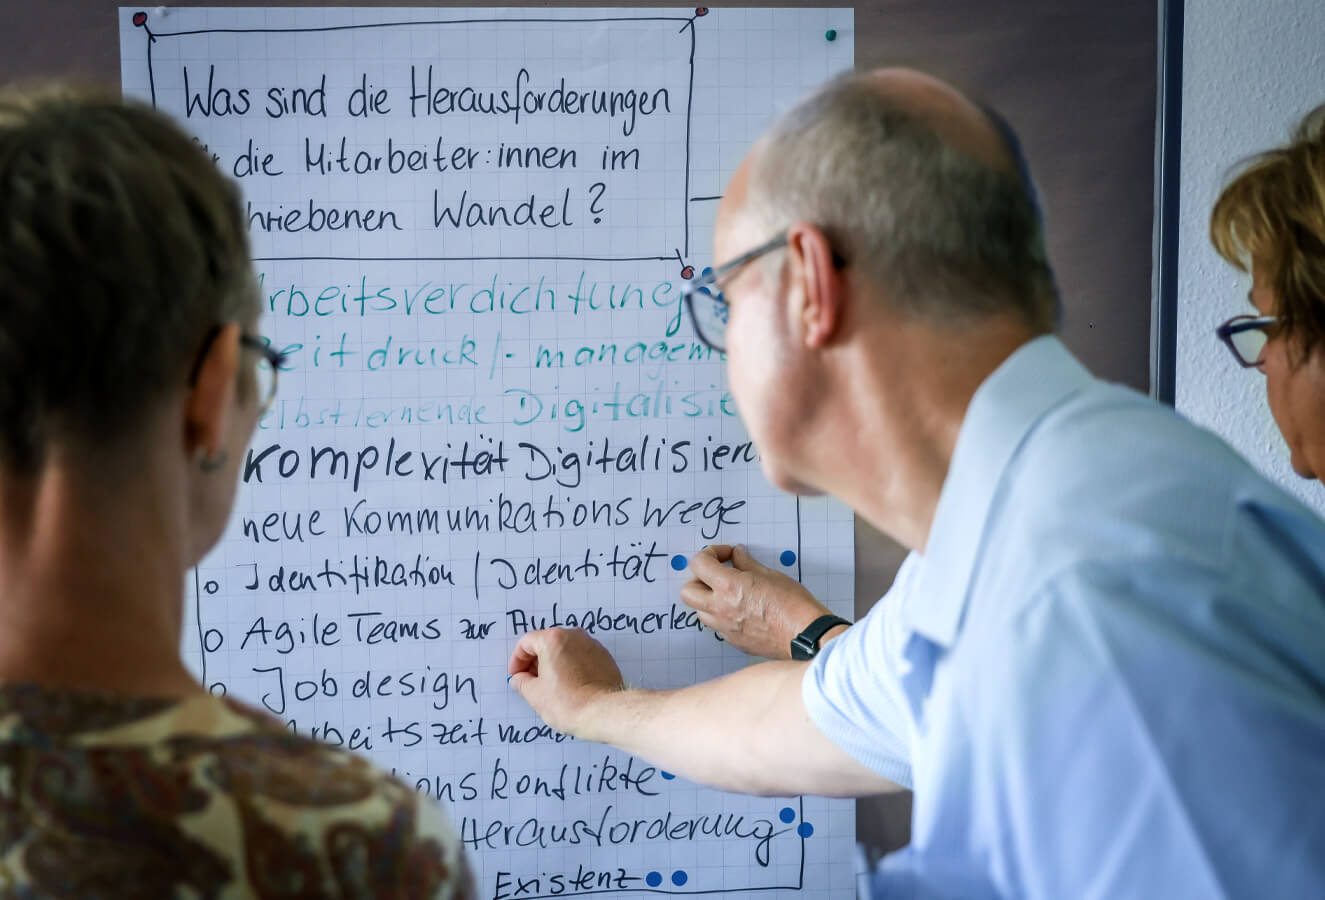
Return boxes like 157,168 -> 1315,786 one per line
0,85 -> 257,471
1211,103 -> 1325,358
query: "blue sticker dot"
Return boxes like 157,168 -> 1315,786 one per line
670,554 -> 687,571
672,871 -> 689,887
661,770 -> 676,780
798,822 -> 815,839
779,806 -> 796,823
780,550 -> 797,567
646,872 -> 663,887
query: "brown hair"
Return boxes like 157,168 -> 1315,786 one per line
1211,103 -> 1325,357
0,84 -> 257,471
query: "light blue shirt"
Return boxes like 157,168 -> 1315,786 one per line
804,336 -> 1325,899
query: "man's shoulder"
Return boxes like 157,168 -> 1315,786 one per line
970,379 -> 1325,657
1005,380 -> 1325,572
1027,380 -> 1242,493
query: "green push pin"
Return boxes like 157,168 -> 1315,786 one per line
825,29 -> 838,42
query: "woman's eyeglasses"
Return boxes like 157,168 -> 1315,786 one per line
1215,315 -> 1279,368
190,328 -> 288,413
239,334 -> 288,413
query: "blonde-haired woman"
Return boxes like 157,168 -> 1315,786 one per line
1212,104 -> 1325,482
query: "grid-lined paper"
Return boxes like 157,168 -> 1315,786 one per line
120,8 -> 855,897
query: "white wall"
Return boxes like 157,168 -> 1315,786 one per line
1176,0 -> 1325,516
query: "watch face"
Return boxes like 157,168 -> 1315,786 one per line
790,635 -> 816,661
792,616 -> 848,661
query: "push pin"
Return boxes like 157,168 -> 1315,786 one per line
826,29 -> 838,41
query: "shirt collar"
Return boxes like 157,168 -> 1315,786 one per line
907,335 -> 1095,648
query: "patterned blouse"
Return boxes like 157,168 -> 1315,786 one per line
0,684 -> 474,898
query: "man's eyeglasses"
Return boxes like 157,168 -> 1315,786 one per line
1216,315 -> 1279,368
191,328 -> 289,414
680,234 -> 789,352
679,233 -> 851,353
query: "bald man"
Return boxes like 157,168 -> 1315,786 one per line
508,69 -> 1325,898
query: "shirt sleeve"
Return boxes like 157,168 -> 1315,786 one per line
801,553 -> 921,789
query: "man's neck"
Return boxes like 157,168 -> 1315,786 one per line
0,456 -> 199,697
814,317 -> 1038,552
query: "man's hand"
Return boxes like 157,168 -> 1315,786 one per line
683,544 -> 841,659
508,628 -> 627,741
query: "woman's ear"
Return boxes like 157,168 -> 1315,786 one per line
786,222 -> 847,349
185,323 -> 241,462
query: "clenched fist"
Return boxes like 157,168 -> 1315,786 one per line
507,627 -> 627,740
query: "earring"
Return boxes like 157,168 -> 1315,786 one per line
198,448 -> 229,473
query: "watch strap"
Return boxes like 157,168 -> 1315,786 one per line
790,614 -> 851,661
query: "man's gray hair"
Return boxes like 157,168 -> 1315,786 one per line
748,71 -> 1060,331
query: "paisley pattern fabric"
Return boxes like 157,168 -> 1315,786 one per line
0,684 -> 474,899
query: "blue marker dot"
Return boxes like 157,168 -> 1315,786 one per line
646,872 -> 663,887
780,549 -> 797,567
701,266 -> 713,277
670,554 -> 687,571
798,821 -> 815,839
779,806 -> 796,823
661,770 -> 676,780
672,871 -> 689,887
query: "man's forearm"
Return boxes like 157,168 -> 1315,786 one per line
583,660 -> 894,798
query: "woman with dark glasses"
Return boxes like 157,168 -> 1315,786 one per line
1212,103 -> 1325,483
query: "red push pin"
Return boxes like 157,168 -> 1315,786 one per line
681,265 -> 695,280
696,8 -> 709,16
132,11 -> 147,26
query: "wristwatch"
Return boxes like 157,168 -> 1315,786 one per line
790,614 -> 852,661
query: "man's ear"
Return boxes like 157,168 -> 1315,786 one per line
185,323 -> 241,460
786,222 -> 846,349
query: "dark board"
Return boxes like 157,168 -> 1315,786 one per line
0,0 -> 1159,858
